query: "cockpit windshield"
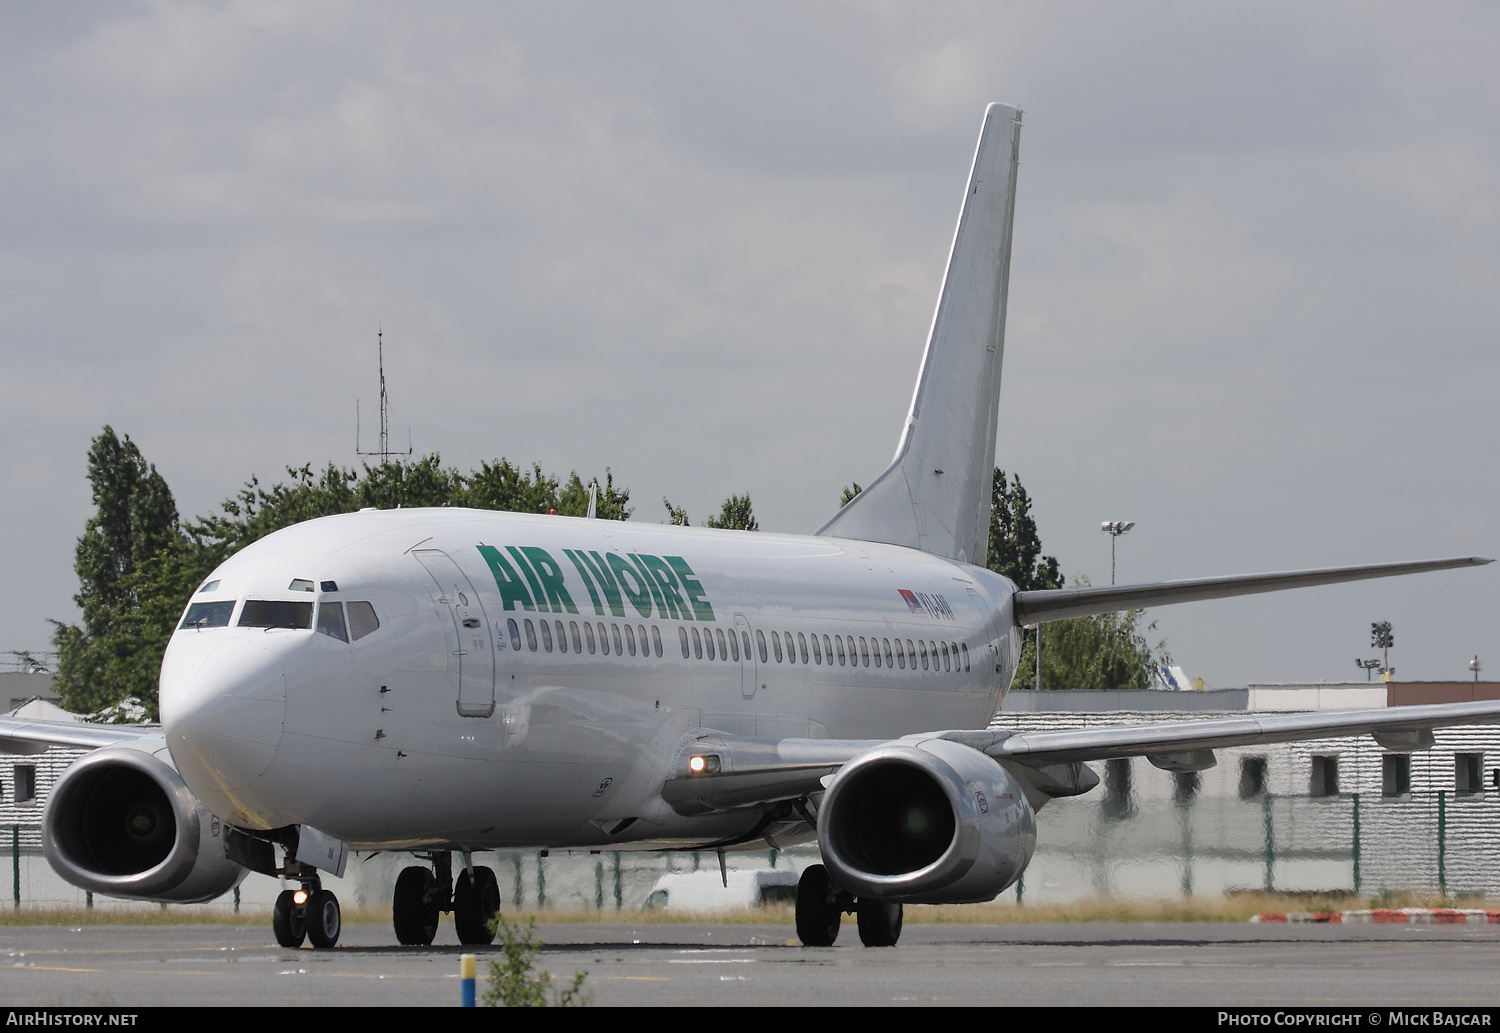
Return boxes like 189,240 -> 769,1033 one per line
179,601 -> 235,630
238,600 -> 314,630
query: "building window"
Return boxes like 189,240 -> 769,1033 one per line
1456,753 -> 1485,795
1239,757 -> 1267,799
13,765 -> 35,804
1382,754 -> 1411,797
1310,755 -> 1340,798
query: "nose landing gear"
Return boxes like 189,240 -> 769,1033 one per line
273,879 -> 342,949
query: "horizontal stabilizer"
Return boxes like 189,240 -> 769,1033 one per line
1012,556 -> 1492,626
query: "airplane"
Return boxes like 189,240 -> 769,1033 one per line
4,102 -> 1498,951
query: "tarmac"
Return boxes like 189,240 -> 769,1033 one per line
5,919 -> 1500,1007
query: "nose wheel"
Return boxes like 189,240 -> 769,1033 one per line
274,883 -> 343,949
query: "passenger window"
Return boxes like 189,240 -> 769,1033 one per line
757,630 -> 768,663
316,602 -> 349,643
525,619 -> 538,651
784,632 -> 796,663
540,620 -> 554,652
743,631 -> 753,662
859,637 -> 869,667
555,621 -> 567,654
704,628 -> 716,660
895,640 -> 906,669
624,624 -> 637,656
652,626 -> 663,658
961,643 -> 969,671
611,624 -> 623,655
919,641 -> 929,670
585,622 -> 596,654
906,640 -> 916,670
571,622 -> 583,653
692,627 -> 703,659
823,635 -> 833,665
507,618 -> 521,651
836,637 -> 846,666
728,629 -> 740,662
716,628 -> 728,660
680,626 -> 691,659
639,625 -> 650,656
882,638 -> 894,667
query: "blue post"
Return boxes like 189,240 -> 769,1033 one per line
461,953 -> 476,1007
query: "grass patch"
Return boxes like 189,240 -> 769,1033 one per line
5,890 -> 1497,928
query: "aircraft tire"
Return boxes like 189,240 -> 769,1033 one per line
307,889 -> 342,949
795,864 -> 841,947
393,866 -> 440,946
272,889 -> 307,948
856,899 -> 903,947
453,866 -> 500,945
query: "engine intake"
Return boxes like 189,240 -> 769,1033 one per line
43,746 -> 246,903
819,737 -> 1036,904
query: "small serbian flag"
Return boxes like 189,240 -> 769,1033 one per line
898,589 -> 924,615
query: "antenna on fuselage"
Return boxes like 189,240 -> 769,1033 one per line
356,327 -> 414,465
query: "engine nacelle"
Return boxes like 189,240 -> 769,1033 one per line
43,745 -> 247,903
818,737 -> 1037,904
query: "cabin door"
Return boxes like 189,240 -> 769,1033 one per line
414,549 -> 496,718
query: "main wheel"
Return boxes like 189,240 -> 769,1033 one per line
856,898 -> 903,947
307,889 -> 342,949
795,864 -> 841,947
393,866 -> 440,946
453,866 -> 501,945
272,889 -> 307,948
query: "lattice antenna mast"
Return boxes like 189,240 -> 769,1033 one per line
357,327 -> 414,464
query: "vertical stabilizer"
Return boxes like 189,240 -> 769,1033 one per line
817,103 -> 1021,566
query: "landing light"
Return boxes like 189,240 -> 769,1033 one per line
688,755 -> 721,775
292,890 -> 309,906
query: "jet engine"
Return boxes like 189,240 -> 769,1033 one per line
818,737 -> 1036,904
43,745 -> 246,903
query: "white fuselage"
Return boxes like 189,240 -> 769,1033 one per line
158,508 -> 1021,851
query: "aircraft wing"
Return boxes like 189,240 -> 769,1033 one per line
660,699 -> 1500,815
1013,556 -> 1491,625
0,715 -> 161,755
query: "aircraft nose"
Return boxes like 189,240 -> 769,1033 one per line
160,634 -> 287,799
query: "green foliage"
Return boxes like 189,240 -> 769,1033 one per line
704,492 -> 758,531
987,469 -> 1061,592
839,482 -> 862,507
1012,577 -> 1172,690
662,497 -> 690,526
51,427 -> 182,718
53,430 -> 633,716
481,913 -> 591,1007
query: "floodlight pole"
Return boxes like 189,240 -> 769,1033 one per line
1100,521 -> 1135,585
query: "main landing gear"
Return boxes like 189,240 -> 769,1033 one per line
795,863 -> 903,948
392,850 -> 501,946
273,879 -> 342,949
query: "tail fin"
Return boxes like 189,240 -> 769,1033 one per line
816,103 -> 1021,565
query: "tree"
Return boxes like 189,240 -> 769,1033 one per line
704,493 -> 758,531
52,427 -> 182,717
987,469 -> 1061,592
662,498 -> 690,526
839,482 -> 862,507
1012,577 -> 1172,690
53,431 -> 635,716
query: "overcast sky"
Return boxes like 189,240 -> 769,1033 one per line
3,2 -> 1498,688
